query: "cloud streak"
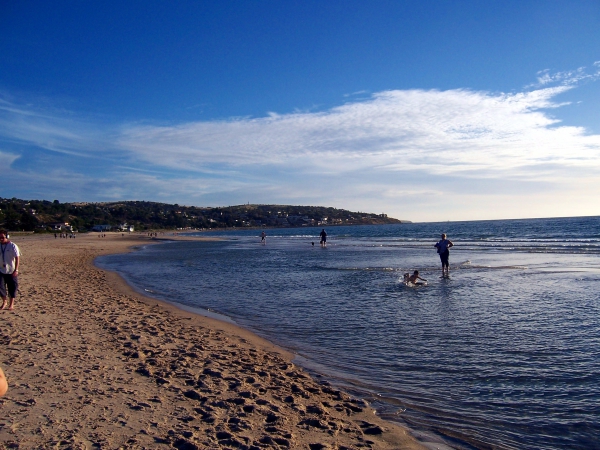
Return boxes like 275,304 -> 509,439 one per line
532,62 -> 600,88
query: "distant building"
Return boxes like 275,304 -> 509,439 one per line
118,223 -> 134,232
46,222 -> 72,231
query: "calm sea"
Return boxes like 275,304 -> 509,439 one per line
97,216 -> 600,450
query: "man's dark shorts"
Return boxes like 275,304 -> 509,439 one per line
0,274 -> 18,298
439,251 -> 450,267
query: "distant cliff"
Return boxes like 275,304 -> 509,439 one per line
0,198 -> 410,232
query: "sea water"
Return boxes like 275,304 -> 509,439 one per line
97,216 -> 600,450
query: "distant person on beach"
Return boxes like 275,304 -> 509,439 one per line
320,229 -> 327,247
0,229 -> 20,311
434,233 -> 453,277
408,270 -> 427,285
260,231 -> 266,245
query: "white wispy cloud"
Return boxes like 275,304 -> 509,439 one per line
0,99 -> 117,158
531,62 -> 600,88
118,85 -> 600,179
344,90 -> 370,97
1,66 -> 600,220
0,150 -> 20,166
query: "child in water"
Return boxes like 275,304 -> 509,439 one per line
408,270 -> 427,285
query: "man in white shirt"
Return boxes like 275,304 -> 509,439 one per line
0,229 -> 20,310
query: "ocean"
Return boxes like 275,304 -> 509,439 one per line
96,216 -> 600,450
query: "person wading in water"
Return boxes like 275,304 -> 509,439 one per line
434,233 -> 453,278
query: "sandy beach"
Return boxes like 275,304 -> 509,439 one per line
0,233 -> 426,449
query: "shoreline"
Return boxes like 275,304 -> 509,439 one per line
0,232 -> 428,449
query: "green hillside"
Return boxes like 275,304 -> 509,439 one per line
0,198 -> 409,232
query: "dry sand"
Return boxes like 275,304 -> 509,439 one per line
0,233 -> 427,449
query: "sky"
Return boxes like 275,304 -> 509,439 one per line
1,1 -> 599,222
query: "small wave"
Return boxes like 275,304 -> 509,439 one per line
463,264 -> 528,270
536,267 -> 600,274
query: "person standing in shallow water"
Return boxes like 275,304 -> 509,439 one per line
319,229 -> 327,247
434,233 -> 453,278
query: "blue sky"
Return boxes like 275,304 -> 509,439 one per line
1,1 -> 599,222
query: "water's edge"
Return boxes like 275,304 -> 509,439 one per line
94,240 -> 464,450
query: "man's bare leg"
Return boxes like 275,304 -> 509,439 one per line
0,366 -> 8,396
1,297 -> 7,310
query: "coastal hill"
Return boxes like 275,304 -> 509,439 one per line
0,197 -> 410,232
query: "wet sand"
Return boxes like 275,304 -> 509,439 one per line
0,233 -> 426,449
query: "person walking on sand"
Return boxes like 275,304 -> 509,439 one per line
434,233 -> 453,278
0,230 -> 20,311
319,229 -> 327,247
